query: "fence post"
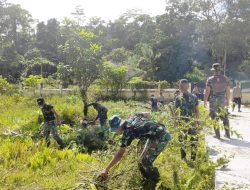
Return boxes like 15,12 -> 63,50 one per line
158,83 -> 161,96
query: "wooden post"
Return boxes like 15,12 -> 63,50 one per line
158,83 -> 161,96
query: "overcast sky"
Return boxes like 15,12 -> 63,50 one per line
7,0 -> 166,22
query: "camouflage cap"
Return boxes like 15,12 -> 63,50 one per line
211,63 -> 221,71
37,97 -> 44,105
109,115 -> 122,132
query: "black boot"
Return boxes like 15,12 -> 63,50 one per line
214,128 -> 220,139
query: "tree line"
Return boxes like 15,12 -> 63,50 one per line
0,0 -> 249,96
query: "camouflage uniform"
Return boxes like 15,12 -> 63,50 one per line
89,103 -> 108,128
41,104 -> 64,148
120,114 -> 171,181
175,92 -> 199,160
96,106 -> 108,128
150,96 -> 158,112
206,75 -> 230,138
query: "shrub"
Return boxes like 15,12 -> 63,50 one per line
0,75 -> 15,95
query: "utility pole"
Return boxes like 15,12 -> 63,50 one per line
40,63 -> 43,96
224,44 -> 227,76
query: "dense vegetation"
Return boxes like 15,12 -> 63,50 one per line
1,0 -> 250,89
0,94 -> 229,189
0,0 -> 248,189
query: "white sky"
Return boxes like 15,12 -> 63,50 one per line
7,0 -> 166,22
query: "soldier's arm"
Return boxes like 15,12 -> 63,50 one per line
194,105 -> 200,127
99,147 -> 126,179
52,108 -> 60,124
174,99 -> 181,127
204,85 -> 211,107
226,85 -> 230,106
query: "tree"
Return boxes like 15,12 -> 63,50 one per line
36,19 -> 60,63
0,3 -> 33,82
22,75 -> 43,95
99,62 -> 128,97
185,66 -> 206,82
134,43 -> 161,80
56,63 -> 73,88
61,26 -> 102,105
104,47 -> 132,64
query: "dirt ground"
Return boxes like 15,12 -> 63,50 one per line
206,106 -> 250,190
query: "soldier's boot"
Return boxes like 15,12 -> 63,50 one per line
138,163 -> 150,179
141,166 -> 160,190
214,127 -> 220,139
232,103 -> 235,112
223,117 -> 230,139
54,135 -> 65,149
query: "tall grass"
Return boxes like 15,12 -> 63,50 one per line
0,95 -> 220,189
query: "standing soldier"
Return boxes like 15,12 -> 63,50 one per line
86,102 -> 108,128
37,97 -> 64,148
159,92 -> 165,105
232,82 -> 242,112
204,63 -> 231,139
175,79 -> 199,160
99,113 -> 171,188
150,94 -> 158,112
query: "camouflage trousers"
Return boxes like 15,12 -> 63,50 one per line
209,96 -> 230,138
99,119 -> 107,128
43,120 -> 64,148
137,131 -> 171,181
178,127 -> 198,160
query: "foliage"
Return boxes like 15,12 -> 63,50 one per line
24,57 -> 57,78
128,77 -> 170,90
56,63 -> 73,88
185,66 -> 206,82
22,75 -> 43,88
128,77 -> 156,90
0,75 -> 15,95
99,62 -> 128,97
104,47 -> 133,64
60,27 -> 102,102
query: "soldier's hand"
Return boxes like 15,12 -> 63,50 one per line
40,130 -> 44,137
98,169 -> 108,180
204,101 -> 207,108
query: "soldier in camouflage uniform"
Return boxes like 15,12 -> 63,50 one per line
99,113 -> 171,186
86,103 -> 108,128
175,79 -> 199,160
37,97 -> 64,148
204,63 -> 231,139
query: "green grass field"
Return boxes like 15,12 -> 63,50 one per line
0,95 -> 216,190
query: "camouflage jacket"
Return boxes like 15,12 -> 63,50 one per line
120,114 -> 167,147
175,92 -> 198,120
42,104 -> 56,122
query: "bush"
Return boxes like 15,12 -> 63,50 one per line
99,62 -> 128,98
0,75 -> 15,95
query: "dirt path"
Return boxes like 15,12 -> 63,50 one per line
206,106 -> 250,190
